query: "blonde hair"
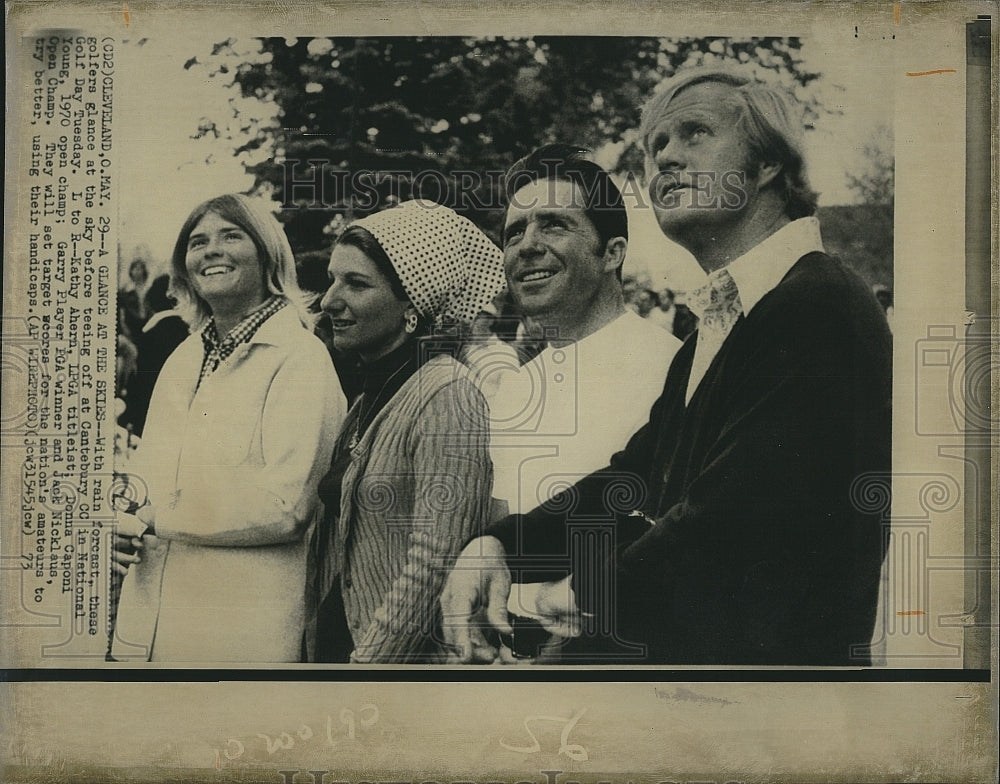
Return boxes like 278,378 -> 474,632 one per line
169,193 -> 316,329
640,67 -> 818,219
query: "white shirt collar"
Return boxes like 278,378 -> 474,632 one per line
539,309 -> 638,356
724,216 -> 824,316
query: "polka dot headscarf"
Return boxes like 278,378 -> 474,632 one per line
352,201 -> 506,326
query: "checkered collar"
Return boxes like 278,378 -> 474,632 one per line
198,295 -> 287,387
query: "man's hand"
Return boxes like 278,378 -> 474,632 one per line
511,576 -> 583,639
440,536 -> 514,663
536,576 -> 584,639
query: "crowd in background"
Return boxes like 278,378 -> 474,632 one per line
115,258 -> 717,428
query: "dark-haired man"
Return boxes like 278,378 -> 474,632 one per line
443,70 -> 891,666
479,144 -> 680,524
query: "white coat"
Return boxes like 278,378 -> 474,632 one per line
112,304 -> 345,662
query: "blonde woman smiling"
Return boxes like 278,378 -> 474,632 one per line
112,194 -> 346,663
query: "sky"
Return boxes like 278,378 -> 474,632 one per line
116,33 -> 894,291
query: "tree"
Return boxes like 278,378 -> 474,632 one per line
845,124 -> 894,207
827,123 -> 893,287
190,36 -> 823,252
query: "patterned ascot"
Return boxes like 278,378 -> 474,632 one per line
351,201 -> 506,325
685,267 -> 743,404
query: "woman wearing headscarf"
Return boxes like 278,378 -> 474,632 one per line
111,194 -> 346,662
303,201 -> 505,664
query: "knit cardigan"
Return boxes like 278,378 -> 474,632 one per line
304,354 -> 493,663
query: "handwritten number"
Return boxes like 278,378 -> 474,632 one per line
499,717 -> 542,754
340,708 -> 356,739
558,708 -> 588,761
257,732 -> 294,754
337,704 -> 380,741
499,709 -> 588,761
213,703 -> 381,763
358,703 -> 380,728
224,738 -> 244,760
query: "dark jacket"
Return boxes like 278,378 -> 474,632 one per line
486,252 -> 892,665
671,303 -> 698,341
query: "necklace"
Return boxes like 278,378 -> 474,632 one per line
347,358 -> 413,450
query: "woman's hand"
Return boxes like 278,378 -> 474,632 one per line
111,534 -> 143,577
116,511 -> 148,539
137,504 -> 156,530
112,507 -> 157,576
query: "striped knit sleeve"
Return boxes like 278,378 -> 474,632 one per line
351,372 -> 493,663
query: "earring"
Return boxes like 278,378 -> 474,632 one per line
404,312 -> 418,334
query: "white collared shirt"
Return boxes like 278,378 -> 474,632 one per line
481,310 -> 681,515
685,217 -> 825,403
